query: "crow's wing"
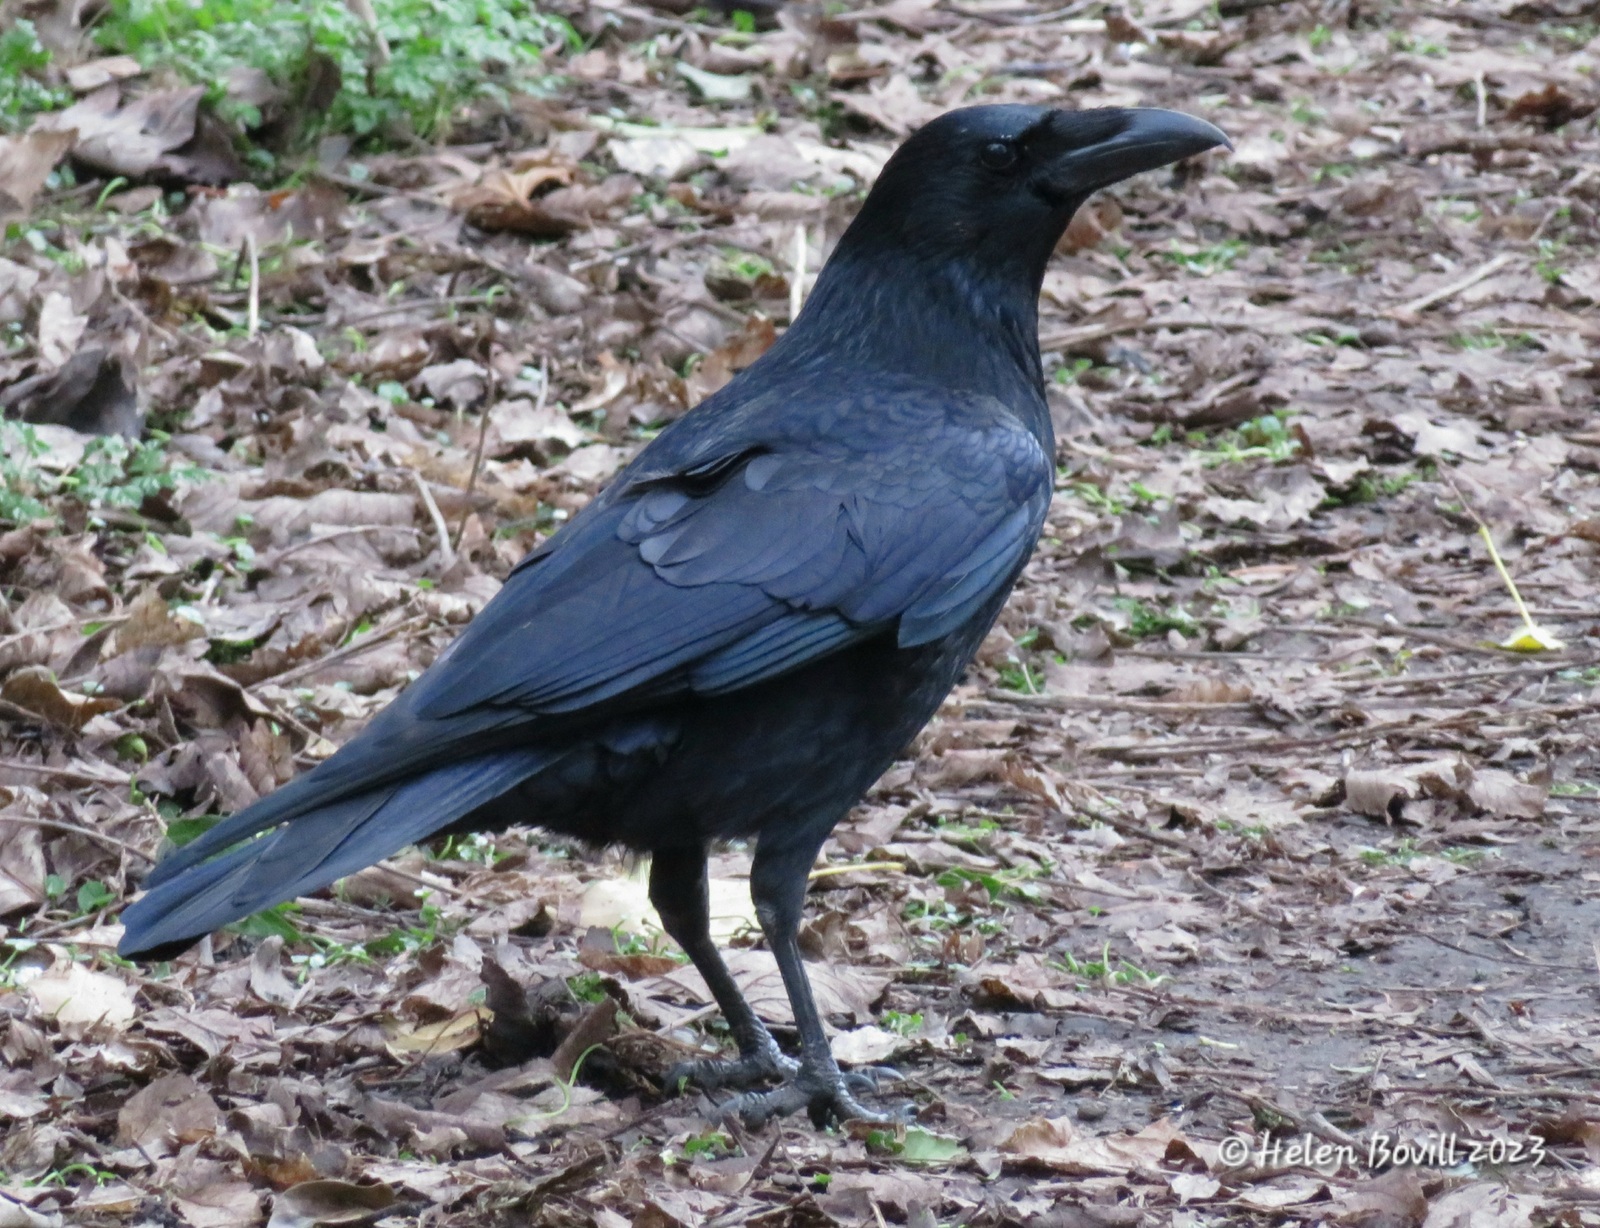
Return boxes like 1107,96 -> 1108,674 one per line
408,390 -> 1052,715
149,390 -> 1050,885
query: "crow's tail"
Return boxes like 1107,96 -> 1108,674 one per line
117,747 -> 564,959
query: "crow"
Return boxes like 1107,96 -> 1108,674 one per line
119,105 -> 1229,1125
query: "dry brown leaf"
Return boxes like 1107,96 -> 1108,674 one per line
0,819 -> 46,916
382,1010 -> 487,1060
0,131 -> 76,217
1465,768 -> 1545,819
33,85 -> 204,178
1,666 -> 121,730
1344,767 -> 1414,818
117,1072 -> 223,1152
998,1115 -> 1183,1175
112,587 -> 205,656
267,1180 -> 399,1228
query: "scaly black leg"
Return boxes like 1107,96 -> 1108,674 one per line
724,829 -> 909,1128
650,847 -> 797,1093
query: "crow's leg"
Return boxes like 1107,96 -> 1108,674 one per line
651,847 -> 798,1093
725,830 -> 908,1128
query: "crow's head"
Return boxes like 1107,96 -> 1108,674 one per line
838,104 -> 1230,277
774,104 -> 1229,411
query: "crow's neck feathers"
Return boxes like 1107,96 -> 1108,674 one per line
751,178 -> 1073,449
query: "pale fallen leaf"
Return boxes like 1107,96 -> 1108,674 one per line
653,948 -> 891,1028
1465,769 -> 1546,819
1235,1176 -> 1330,1209
1344,766 -> 1414,817
578,868 -> 758,945
1420,1182 -> 1541,1228
830,1024 -> 906,1067
28,961 -> 137,1038
997,1115 -> 1182,1175
0,819 -> 46,915
1170,1172 -> 1221,1203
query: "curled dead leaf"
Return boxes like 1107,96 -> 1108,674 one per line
266,1179 -> 398,1228
1,666 -> 121,730
382,1009 -> 487,1060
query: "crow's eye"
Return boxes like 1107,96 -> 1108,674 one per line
980,140 -> 1018,171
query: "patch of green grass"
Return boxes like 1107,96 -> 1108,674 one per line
0,20 -> 72,131
900,897 -> 1003,938
231,899 -> 308,945
1064,479 -> 1165,517
1322,466 -> 1423,508
1051,943 -> 1167,988
75,880 -> 119,915
996,662 -> 1041,694
1214,818 -> 1269,840
680,1130 -> 737,1160
1290,98 -> 1325,125
1534,238 -> 1567,285
1189,411 -> 1301,467
1113,597 -> 1200,640
0,424 -> 206,525
429,831 -> 502,866
1161,239 -> 1246,276
1388,30 -> 1446,56
1451,329 -> 1539,351
1358,838 -> 1421,868
718,248 -> 776,281
164,813 -> 222,847
936,863 -> 1046,903
0,424 -> 51,523
95,0 -> 579,146
568,971 -> 609,1004
32,1163 -> 121,1189
931,815 -> 1001,847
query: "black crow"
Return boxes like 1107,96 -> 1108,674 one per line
119,105 -> 1228,1125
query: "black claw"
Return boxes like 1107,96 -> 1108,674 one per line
666,1044 -> 800,1096
841,1064 -> 903,1092
719,1067 -> 908,1128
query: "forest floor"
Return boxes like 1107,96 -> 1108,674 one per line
2,0 -> 1599,1225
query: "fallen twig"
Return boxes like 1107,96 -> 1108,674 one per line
1389,252 -> 1514,318
410,470 -> 457,572
253,612 -> 431,691
0,813 -> 153,861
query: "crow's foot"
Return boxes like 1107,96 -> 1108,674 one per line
722,1065 -> 911,1128
666,1033 -> 799,1095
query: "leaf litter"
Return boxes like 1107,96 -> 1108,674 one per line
2,0 -> 1599,1224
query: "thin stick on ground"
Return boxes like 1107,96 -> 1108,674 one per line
0,814 -> 153,862
410,470 -> 456,572
1390,252 -> 1513,318
453,356 -> 524,551
245,232 -> 260,338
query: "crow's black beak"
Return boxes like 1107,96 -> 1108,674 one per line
1045,108 -> 1231,195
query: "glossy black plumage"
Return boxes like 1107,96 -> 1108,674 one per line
119,103 -> 1228,1124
